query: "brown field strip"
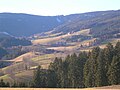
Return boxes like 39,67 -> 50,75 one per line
0,88 -> 95,90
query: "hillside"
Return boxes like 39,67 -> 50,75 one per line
32,10 -> 120,52
41,10 -> 120,37
1,10 -> 120,37
0,13 -> 78,36
0,10 -> 120,88
0,51 -> 65,84
0,32 -> 31,48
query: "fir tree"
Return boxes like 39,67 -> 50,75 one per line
6,82 -> 10,87
104,43 -> 114,70
114,41 -> 120,56
0,79 -> 6,87
46,70 -> 57,87
108,56 -> 120,85
32,65 -> 41,87
95,50 -> 107,86
83,59 -> 91,87
48,57 -> 63,87
89,47 -> 100,87
67,53 -> 80,88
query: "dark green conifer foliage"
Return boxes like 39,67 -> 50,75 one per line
83,59 -> 91,87
0,79 -> 6,87
108,56 -> 120,85
114,41 -> 120,56
60,60 -> 69,88
77,52 -> 87,88
46,70 -> 57,87
95,50 -> 107,86
32,65 -> 41,87
49,57 -> 63,87
89,47 -> 100,87
6,82 -> 10,87
104,43 -> 114,70
68,53 -> 79,88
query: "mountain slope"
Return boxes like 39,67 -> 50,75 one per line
0,10 -> 120,85
1,10 -> 120,37
0,13 -> 77,36
41,10 -> 120,38
32,10 -> 120,52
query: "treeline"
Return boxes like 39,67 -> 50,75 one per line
32,42 -> 120,88
0,42 -> 119,88
0,47 -> 8,59
1,46 -> 26,60
0,36 -> 31,59
32,53 -> 87,88
0,46 -> 27,68
0,79 -> 28,87
0,37 -> 31,48
0,79 -> 10,87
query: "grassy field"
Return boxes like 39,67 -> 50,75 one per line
47,38 -> 96,52
32,29 -> 90,45
0,52 -> 67,83
31,54 -> 55,61
0,28 -> 119,86
0,52 -> 38,83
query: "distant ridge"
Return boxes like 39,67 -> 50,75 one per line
0,10 -> 120,37
0,13 -> 77,36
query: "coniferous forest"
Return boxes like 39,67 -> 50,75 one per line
0,42 -> 120,88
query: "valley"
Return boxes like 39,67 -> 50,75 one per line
0,10 -> 120,87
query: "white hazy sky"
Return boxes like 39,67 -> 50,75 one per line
0,0 -> 120,16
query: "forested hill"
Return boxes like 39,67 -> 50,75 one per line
30,42 -> 120,88
0,33 -> 31,48
0,10 -> 120,37
42,10 -> 120,39
0,13 -> 76,36
0,42 -> 119,88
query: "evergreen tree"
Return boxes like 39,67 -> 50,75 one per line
103,43 -> 114,84
60,60 -> 69,88
46,70 -> 57,87
32,65 -> 41,87
39,70 -> 47,87
0,47 -> 8,59
108,56 -> 120,85
95,50 -> 107,86
104,43 -> 114,71
114,41 -> 120,56
89,47 -> 100,87
77,52 -> 87,88
6,82 -> 10,87
49,57 -> 63,87
18,82 -> 27,87
0,79 -> 6,87
67,53 -> 79,88
12,81 -> 17,87
83,59 -> 91,87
